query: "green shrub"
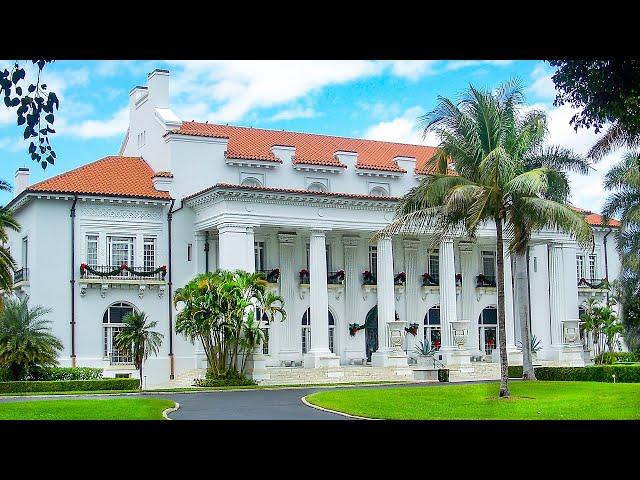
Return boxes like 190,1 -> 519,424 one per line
508,365 -> 523,378
195,370 -> 256,387
0,368 -> 11,382
438,369 -> 449,382
534,365 -> 640,383
594,352 -> 639,365
0,378 -> 139,394
28,367 -> 103,381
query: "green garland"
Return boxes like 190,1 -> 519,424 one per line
349,323 -> 365,336
80,263 -> 167,279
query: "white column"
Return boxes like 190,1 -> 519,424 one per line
502,246 -> 517,350
438,237 -> 456,351
372,234 -> 408,367
548,243 -> 565,348
304,230 -> 339,368
403,239 -> 420,350
218,223 -> 254,271
278,233 -> 298,360
343,236 -> 362,362
458,241 -> 476,350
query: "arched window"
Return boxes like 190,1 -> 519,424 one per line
478,306 -> 497,356
103,302 -> 136,364
301,308 -> 336,354
307,182 -> 328,193
241,177 -> 262,187
423,306 -> 441,350
369,186 -> 388,197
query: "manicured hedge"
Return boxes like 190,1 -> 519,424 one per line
508,364 -> 640,383
0,378 -> 140,394
193,377 -> 256,387
438,369 -> 450,382
29,367 -> 103,381
508,365 -> 523,378
594,352 -> 639,365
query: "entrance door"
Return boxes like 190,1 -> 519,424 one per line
364,305 -> 378,362
478,307 -> 498,356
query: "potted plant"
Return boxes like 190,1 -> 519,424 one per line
413,339 -> 436,367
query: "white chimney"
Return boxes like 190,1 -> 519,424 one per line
15,168 -> 30,195
147,69 -> 170,109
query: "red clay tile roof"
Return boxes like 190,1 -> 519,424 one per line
570,205 -> 621,227
183,182 -> 400,202
26,156 -> 171,200
169,122 -> 441,173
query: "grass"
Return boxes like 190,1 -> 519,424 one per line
305,381 -> 640,420
0,398 -> 175,420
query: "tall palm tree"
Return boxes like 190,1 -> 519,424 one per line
114,311 -> 163,389
0,180 -> 21,294
378,80 -> 593,397
0,295 -> 63,380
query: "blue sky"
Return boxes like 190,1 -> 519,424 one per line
0,60 -> 618,212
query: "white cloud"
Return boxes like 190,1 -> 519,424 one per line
167,60 -> 384,123
357,101 -> 402,120
61,106 -> 129,138
270,107 -> 318,121
445,60 -> 513,71
389,61 -> 439,80
364,106 -> 438,145
527,64 -> 557,100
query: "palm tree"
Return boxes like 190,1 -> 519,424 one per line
0,295 -> 62,380
0,180 -> 21,294
378,80 -> 593,397
113,311 -> 163,389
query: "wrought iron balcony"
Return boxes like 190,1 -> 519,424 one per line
577,277 -> 609,289
257,268 -> 280,283
476,274 -> 496,287
13,267 -> 28,284
80,264 -> 167,281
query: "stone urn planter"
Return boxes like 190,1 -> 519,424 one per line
387,320 -> 408,353
450,320 -> 471,349
416,354 -> 434,367
562,319 -> 581,346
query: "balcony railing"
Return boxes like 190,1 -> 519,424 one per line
578,277 -> 609,289
257,268 -> 280,283
13,267 -> 28,284
476,274 -> 496,287
80,264 -> 167,281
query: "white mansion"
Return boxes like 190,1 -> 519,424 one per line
5,70 -> 621,386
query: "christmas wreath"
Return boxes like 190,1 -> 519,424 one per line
80,263 -> 167,279
349,323 -> 365,336
404,323 -> 419,336
266,268 -> 280,283
422,272 -> 438,286
299,268 -> 310,283
362,270 -> 377,285
578,277 -> 609,289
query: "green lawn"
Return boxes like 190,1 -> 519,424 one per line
0,398 -> 175,420
305,381 -> 640,420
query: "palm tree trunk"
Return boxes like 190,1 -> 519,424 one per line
514,250 -> 536,380
495,217 -> 510,397
139,362 -> 143,390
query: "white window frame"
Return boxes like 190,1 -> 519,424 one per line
576,254 -> 585,281
427,249 -> 439,276
424,306 -> 441,350
103,302 -> 135,364
481,250 -> 496,278
86,234 -> 99,267
107,236 -> 135,268
478,307 -> 498,356
21,236 -> 28,269
588,254 -> 597,281
143,237 -> 156,270
254,241 -> 266,272
368,245 -> 378,277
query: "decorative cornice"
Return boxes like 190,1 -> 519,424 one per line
458,241 -> 474,253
